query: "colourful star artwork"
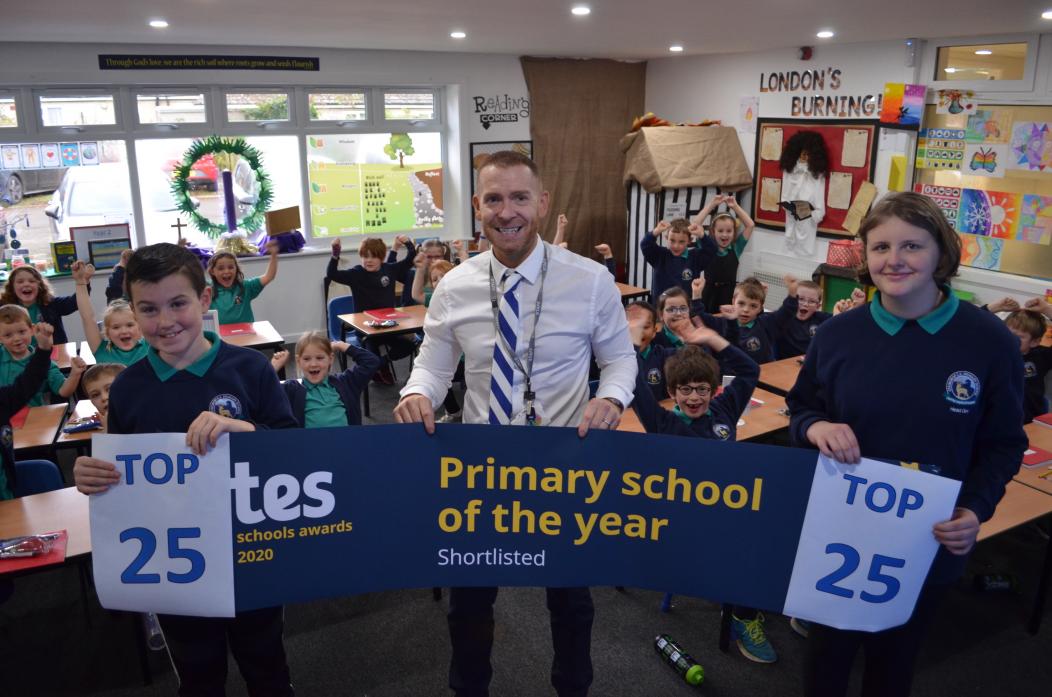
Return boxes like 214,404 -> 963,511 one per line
1008,122 -> 1052,171
1018,194 -> 1052,245
959,233 -> 1004,271
956,189 -> 1020,239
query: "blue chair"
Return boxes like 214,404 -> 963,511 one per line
324,285 -> 370,417
13,459 -> 64,497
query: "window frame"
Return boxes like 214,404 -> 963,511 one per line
221,88 -> 296,131
302,87 -> 372,129
0,89 -> 25,135
33,88 -> 124,135
924,34 -> 1039,93
380,88 -> 441,128
132,88 -> 212,132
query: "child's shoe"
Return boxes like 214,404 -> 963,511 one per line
730,612 -> 777,663
790,617 -> 811,638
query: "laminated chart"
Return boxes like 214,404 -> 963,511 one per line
306,133 -> 443,237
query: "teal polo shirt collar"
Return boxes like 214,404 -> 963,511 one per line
146,331 -> 222,381
869,288 -> 958,336
661,326 -> 684,347
640,345 -> 652,359
672,404 -> 710,424
738,319 -> 756,329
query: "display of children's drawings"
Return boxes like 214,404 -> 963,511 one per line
779,131 -> 829,256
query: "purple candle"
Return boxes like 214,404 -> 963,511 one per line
222,169 -> 237,233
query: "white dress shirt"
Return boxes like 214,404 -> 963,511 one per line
401,239 -> 637,427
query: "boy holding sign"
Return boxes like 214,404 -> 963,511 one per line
73,243 -> 298,697
787,193 -> 1026,697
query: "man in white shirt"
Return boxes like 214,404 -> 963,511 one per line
395,151 -> 636,697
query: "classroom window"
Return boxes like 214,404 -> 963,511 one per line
305,132 -> 444,237
935,43 -> 1027,82
225,92 -> 291,122
136,92 -> 207,125
134,135 -> 302,247
0,97 -> 16,128
38,94 -> 118,128
1,140 -> 129,267
383,91 -> 436,121
308,92 -> 368,122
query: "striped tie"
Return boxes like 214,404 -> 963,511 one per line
488,270 -> 521,425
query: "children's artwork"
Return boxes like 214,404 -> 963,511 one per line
956,188 -> 1021,239
959,233 -> 1004,271
841,182 -> 878,235
1,145 -> 19,169
879,83 -> 925,129
1008,121 -> 1052,171
18,144 -> 40,169
739,96 -> 759,134
936,89 -> 976,116
841,129 -> 869,168
917,128 -> 966,170
40,143 -> 60,168
60,142 -> 80,167
962,143 -> 1007,178
1018,194 -> 1052,245
827,172 -> 853,209
760,127 -> 783,161
913,183 -> 962,226
760,177 -> 782,212
965,109 -> 1012,143
79,141 -> 99,166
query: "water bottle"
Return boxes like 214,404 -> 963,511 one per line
654,634 -> 704,686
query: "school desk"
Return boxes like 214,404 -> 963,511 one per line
1017,423 -> 1052,496
54,399 -> 100,456
51,342 -> 96,373
757,355 -> 804,396
617,387 -> 789,443
339,304 -> 427,338
0,486 -> 90,560
616,282 -> 650,304
218,320 -> 285,352
13,404 -> 67,457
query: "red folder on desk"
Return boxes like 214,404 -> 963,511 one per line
219,323 -> 256,337
364,308 -> 410,320
0,530 -> 68,574
10,406 -> 29,430
1033,413 -> 1052,429
1023,446 -> 1052,469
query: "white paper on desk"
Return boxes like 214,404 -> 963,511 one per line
90,433 -> 235,617
782,455 -> 960,632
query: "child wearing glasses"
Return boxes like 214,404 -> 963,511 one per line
776,276 -> 832,359
651,287 -> 737,351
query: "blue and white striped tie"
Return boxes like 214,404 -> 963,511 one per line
488,270 -> 521,425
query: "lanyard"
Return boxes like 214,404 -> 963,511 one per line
489,244 -> 548,425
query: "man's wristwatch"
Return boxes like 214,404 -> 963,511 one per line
602,397 -> 624,412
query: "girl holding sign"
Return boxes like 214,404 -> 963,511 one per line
787,192 -> 1027,697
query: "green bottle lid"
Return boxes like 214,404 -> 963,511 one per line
685,663 -> 704,685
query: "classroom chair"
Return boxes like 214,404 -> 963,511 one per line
324,285 -> 371,418
13,459 -> 63,496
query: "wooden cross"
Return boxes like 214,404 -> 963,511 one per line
171,218 -> 187,244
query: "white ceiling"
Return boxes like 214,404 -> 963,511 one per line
2,0 -> 1049,60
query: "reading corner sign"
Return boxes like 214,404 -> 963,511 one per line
99,55 -> 320,71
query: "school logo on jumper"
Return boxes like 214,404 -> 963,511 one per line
713,423 -> 731,440
381,275 -> 390,287
944,371 -> 980,407
681,269 -> 693,281
209,393 -> 244,420
809,324 -> 818,337
0,425 -> 11,449
1024,361 -> 1037,379
745,336 -> 762,353
646,368 -> 661,385
234,295 -> 243,305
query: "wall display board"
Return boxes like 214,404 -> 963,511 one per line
914,104 -> 1052,280
306,133 -> 443,238
752,118 -> 879,237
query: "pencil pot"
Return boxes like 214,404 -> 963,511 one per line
826,239 -> 863,268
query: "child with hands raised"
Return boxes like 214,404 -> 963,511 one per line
0,265 -> 85,344
206,240 -> 280,324
693,194 -> 754,312
641,216 -> 716,302
0,305 -> 83,405
72,261 -> 148,365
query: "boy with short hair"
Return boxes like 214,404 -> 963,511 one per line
1006,298 -> 1052,423
328,235 -> 417,384
0,321 -> 58,499
73,242 -> 297,697
81,363 -> 124,430
626,301 -> 674,401
776,277 -> 833,359
641,218 -> 716,302
0,304 -> 84,405
722,277 -> 792,365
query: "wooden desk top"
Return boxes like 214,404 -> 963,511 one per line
618,387 -> 788,442
55,399 -> 100,447
14,404 -> 67,453
1016,423 -> 1052,496
219,321 -> 285,350
979,480 -> 1052,540
339,305 -> 427,337
51,342 -> 96,372
0,486 -> 90,559
758,355 -> 804,396
616,282 -> 650,302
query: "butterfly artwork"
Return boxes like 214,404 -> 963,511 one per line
969,148 -> 998,173
963,144 -> 1007,178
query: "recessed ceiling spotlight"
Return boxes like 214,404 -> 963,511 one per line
450,31 -> 467,39
571,5 -> 591,16
816,30 -> 834,39
975,49 -> 992,55
669,45 -> 684,53
1043,10 -> 1052,19
148,19 -> 168,29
